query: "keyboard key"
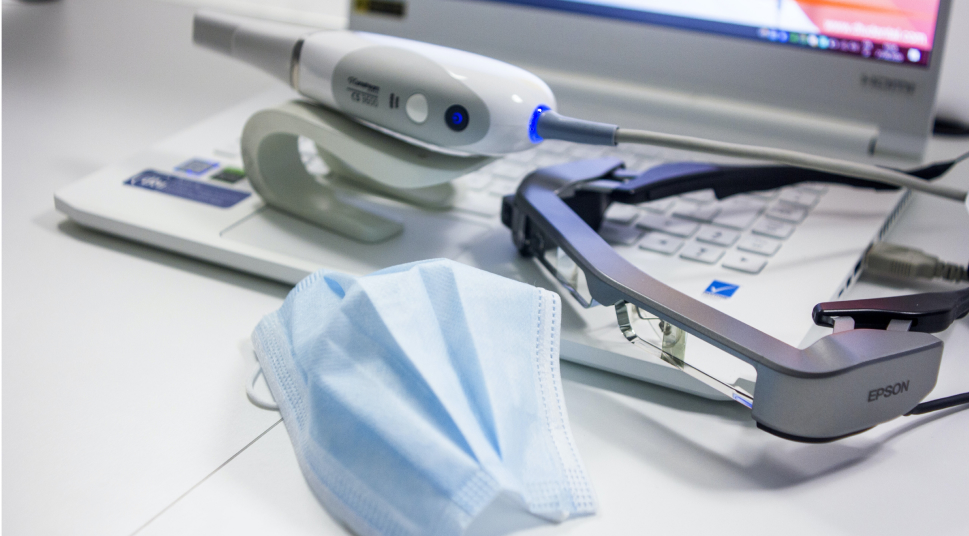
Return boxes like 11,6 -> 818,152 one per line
766,203 -> 808,223
681,189 -> 717,204
534,154 -> 565,167
626,144 -> 663,159
487,181 -> 517,196
722,252 -> 768,274
461,172 -> 492,191
490,161 -> 530,180
598,222 -> 643,246
711,209 -> 760,230
639,232 -> 684,255
737,235 -> 781,256
696,225 -> 740,246
796,183 -> 828,194
505,149 -> 538,163
614,152 -> 642,169
639,198 -> 675,214
673,204 -> 720,223
636,213 -> 699,237
680,243 -> 725,264
751,218 -> 795,239
540,140 -> 571,154
779,188 -> 820,207
604,203 -> 641,224
711,196 -> 766,229
749,189 -> 778,200
570,146 -> 608,159
721,195 -> 768,211
454,191 -> 501,216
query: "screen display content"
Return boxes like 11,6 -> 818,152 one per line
485,0 -> 941,67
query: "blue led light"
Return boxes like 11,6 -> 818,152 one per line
529,104 -> 550,143
444,104 -> 469,131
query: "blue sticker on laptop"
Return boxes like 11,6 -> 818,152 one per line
175,158 -> 219,175
704,280 -> 739,298
124,170 -> 250,208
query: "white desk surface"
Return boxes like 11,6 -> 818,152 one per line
4,1 -> 968,535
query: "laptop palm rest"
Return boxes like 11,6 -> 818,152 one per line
221,204 -> 492,276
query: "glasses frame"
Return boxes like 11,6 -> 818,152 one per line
503,157 -> 945,443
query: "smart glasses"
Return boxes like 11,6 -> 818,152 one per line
502,158 -> 969,442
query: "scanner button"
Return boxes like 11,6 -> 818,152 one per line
405,93 -> 429,124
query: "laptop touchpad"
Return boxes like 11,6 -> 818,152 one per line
221,205 -> 492,276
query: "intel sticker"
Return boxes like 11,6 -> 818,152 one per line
704,280 -> 739,298
175,158 -> 219,175
124,170 -> 250,208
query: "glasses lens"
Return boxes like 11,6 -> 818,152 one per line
616,302 -> 685,363
616,302 -> 754,407
540,246 -> 596,307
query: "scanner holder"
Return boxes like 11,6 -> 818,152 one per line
240,100 -> 492,243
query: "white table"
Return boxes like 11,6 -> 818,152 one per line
4,1 -> 968,535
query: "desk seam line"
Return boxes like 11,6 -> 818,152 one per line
128,418 -> 284,536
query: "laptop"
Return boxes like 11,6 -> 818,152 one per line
55,0 -> 951,399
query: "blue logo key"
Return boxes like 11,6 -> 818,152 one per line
704,280 -> 739,298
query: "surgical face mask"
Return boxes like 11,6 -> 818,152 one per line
251,259 -> 596,536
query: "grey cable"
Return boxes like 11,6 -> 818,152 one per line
614,128 -> 969,203
864,242 -> 969,283
535,110 -> 617,146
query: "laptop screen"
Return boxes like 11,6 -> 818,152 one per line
478,0 -> 941,67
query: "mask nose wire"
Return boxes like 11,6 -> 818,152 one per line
247,365 -> 280,411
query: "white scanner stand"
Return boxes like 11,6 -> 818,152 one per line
240,100 -> 493,243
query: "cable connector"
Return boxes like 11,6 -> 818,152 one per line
533,110 -> 617,146
864,242 -> 968,283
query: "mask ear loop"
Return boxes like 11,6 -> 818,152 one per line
247,365 -> 280,411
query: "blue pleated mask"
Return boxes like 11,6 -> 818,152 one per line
251,258 -> 596,536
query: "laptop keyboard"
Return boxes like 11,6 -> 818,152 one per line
293,136 -> 825,275
447,140 -> 827,276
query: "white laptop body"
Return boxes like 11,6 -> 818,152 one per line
56,1 -> 949,398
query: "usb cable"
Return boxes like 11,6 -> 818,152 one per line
532,110 -> 969,204
864,242 -> 968,283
